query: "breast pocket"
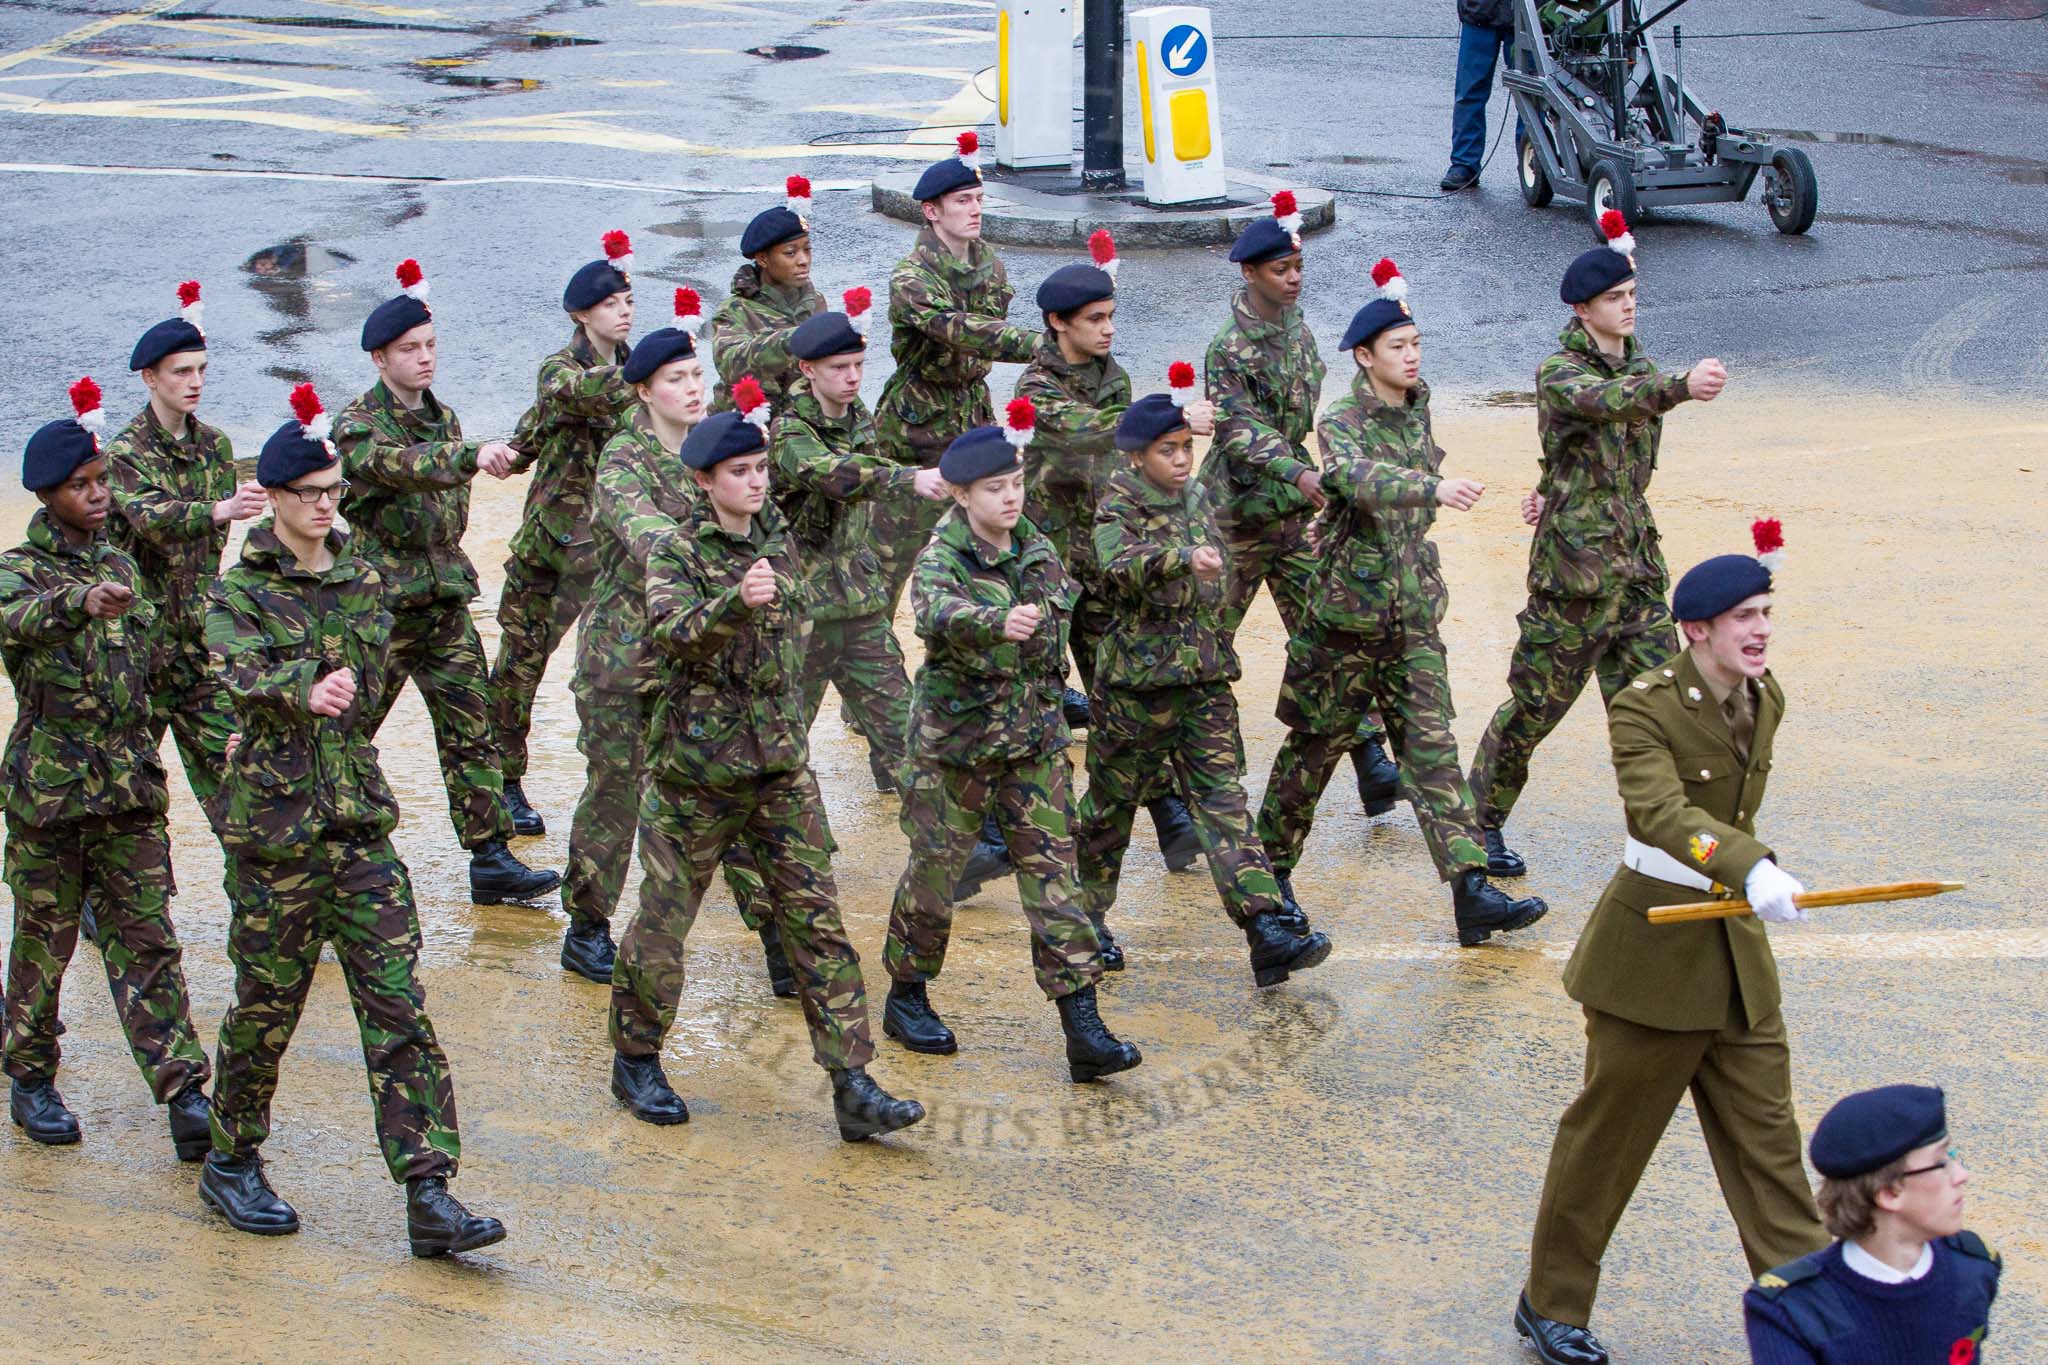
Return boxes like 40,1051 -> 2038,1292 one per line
213,730 -> 317,859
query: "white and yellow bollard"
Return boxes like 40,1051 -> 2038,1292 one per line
1130,5 -> 1227,204
995,0 -> 1073,170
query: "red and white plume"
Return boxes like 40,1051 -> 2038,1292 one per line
1004,396 -> 1036,450
395,258 -> 430,302
1599,209 -> 1637,257
786,174 -> 813,216
69,376 -> 104,435
955,130 -> 980,173
603,229 -> 634,274
177,279 -> 204,330
1751,517 -> 1785,574
843,286 -> 872,339
289,382 -> 331,443
1371,257 -> 1408,304
672,286 -> 702,335
1167,361 -> 1197,408
1272,189 -> 1303,247
1088,228 -> 1120,283
733,375 -> 770,431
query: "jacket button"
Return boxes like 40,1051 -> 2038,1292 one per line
1699,768 -> 1711,778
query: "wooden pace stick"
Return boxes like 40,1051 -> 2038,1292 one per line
1647,881 -> 1966,926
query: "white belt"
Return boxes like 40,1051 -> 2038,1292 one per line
1623,836 -> 1719,894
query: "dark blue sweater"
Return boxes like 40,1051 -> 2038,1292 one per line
1743,1236 -> 2000,1364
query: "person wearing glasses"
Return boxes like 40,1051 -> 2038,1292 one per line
1745,1085 -> 2000,1364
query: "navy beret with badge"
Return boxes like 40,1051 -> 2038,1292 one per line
622,288 -> 703,385
1340,258 -> 1417,352
23,377 -> 106,492
679,382 -> 770,471
1673,518 -> 1783,622
1115,363 -> 1201,451
940,400 -> 1033,484
562,230 -> 635,313
1036,229 -> 1121,316
361,258 -> 434,352
741,175 -> 814,258
790,287 -> 874,361
1229,191 -> 1305,265
1561,210 -> 1639,305
1810,1084 -> 1947,1179
912,132 -> 984,203
129,280 -> 208,371
257,383 -> 341,488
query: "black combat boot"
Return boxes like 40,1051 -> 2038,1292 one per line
952,816 -> 1011,901
1056,985 -> 1142,1082
406,1176 -> 507,1258
199,1154 -> 299,1235
1085,909 -> 1125,971
1146,795 -> 1202,872
468,840 -> 561,904
869,751 -> 900,795
758,920 -> 798,999
1246,913 -> 1333,988
1453,869 -> 1548,947
1484,826 -> 1527,878
1514,1293 -> 1610,1365
831,1066 -> 926,1142
167,1084 -> 211,1162
1351,736 -> 1400,817
882,979 -> 957,1054
611,1052 -> 689,1125
9,1078 -> 79,1145
1268,870 -> 1311,934
1061,686 -> 1093,731
501,780 -> 545,837
560,923 -> 616,984
78,897 -> 100,949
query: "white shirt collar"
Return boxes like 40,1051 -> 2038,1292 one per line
1843,1239 -> 1935,1284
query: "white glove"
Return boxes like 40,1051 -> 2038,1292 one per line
1745,859 -> 1806,924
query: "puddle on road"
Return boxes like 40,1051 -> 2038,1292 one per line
648,219 -> 751,240
747,44 -> 829,61
411,59 -> 546,93
1757,128 -> 2048,185
1855,0 -> 2043,15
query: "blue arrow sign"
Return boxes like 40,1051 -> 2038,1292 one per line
1162,22 -> 1208,77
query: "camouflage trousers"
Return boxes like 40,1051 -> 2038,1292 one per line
1077,682 -> 1283,928
363,599 -> 514,850
561,688 -> 771,935
875,385 -> 991,612
884,753 -> 1105,1000
488,537 -> 597,783
1469,586 -> 1678,827
612,768 -> 873,1072
1257,628 -> 1489,881
1066,579 -> 1116,699
148,626 -> 234,818
1217,508 -> 1317,642
2,810 -> 209,1101
210,840 -> 460,1183
872,492 -> 949,621
799,613 -> 912,790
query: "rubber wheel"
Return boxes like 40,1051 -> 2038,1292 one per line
1585,158 -> 1637,238
1517,129 -> 1554,208
1763,146 -> 1818,235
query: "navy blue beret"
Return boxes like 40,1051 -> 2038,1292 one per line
621,327 -> 698,385
1036,263 -> 1114,317
1340,299 -> 1417,352
360,295 -> 433,352
741,206 -> 809,259
1114,393 -> 1190,452
939,425 -> 1022,485
1672,553 -> 1772,623
562,259 -> 631,313
130,318 -> 208,372
790,311 -> 864,361
1811,1085 -> 1947,1179
912,156 -> 981,204
256,419 -> 339,489
1560,244 -> 1636,305
22,419 -> 100,492
1228,215 -> 1302,265
679,410 -> 767,471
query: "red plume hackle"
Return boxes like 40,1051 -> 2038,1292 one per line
733,375 -> 770,429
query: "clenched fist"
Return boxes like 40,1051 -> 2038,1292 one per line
308,668 -> 357,717
1003,604 -> 1043,642
739,557 -> 779,609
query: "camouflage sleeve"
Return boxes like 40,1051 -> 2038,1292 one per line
711,317 -> 802,398
1539,352 -> 1692,424
644,538 -> 751,664
594,448 -> 683,570
105,430 -> 221,549
893,262 -> 1041,364
1609,684 -> 1772,888
335,410 -> 479,492
1093,494 -> 1194,596
1320,415 -> 1439,510
204,580 -> 320,717
1015,368 -> 1123,489
1206,342 -> 1311,487
770,416 -> 915,503
537,352 -> 631,421
0,564 -> 92,647
910,543 -> 1006,648
507,402 -> 543,475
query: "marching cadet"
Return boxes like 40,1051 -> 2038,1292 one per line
560,302 -> 791,993
878,408 -> 1142,1085
1515,528 -> 1825,1365
1253,263 -> 1548,946
608,400 -> 924,1143
703,175 -> 825,411
1468,211 -> 1728,878
201,385 -> 504,1257
1,377 -> 212,1157
485,230 -> 640,837
335,258 -> 560,904
1076,377 -> 1335,987
1745,1085 -> 2000,1364
1205,192 -> 1400,823
1016,232 -> 1201,873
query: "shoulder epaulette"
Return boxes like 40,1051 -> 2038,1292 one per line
1749,1249 -> 1828,1301
1946,1230 -> 1999,1264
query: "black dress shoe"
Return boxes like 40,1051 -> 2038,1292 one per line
1453,869 -> 1548,947
952,817 -> 1011,902
757,920 -> 799,998
1441,164 -> 1479,192
1351,737 -> 1400,817
1484,826 -> 1528,878
469,840 -> 562,904
10,1078 -> 80,1145
406,1176 -> 506,1258
1060,686 -> 1092,731
1268,870 -> 1311,934
1056,985 -> 1141,1082
1085,910 -> 1125,971
168,1085 -> 212,1162
882,979 -> 957,1055
502,780 -> 545,838
611,1052 -> 689,1125
1514,1293 -> 1609,1364
560,923 -> 617,984
1146,795 -> 1202,872
831,1066 -> 925,1142
199,1154 -> 299,1235
1245,913 -> 1333,988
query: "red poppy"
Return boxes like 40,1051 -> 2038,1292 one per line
1949,1338 -> 1976,1365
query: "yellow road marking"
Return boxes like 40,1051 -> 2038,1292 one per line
0,0 -> 184,73
1,57 -> 373,103
129,17 -> 384,50
0,89 -> 402,137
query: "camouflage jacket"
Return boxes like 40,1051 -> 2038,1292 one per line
1091,467 -> 1237,691
770,381 -> 915,623
205,526 -> 399,858
1200,288 -> 1326,529
1307,374 -> 1451,640
507,329 -> 635,560
643,495 -> 813,788
1529,318 -> 1692,600
1014,337 -> 1131,586
703,262 -> 824,412
104,404 -> 236,641
0,510 -> 164,828
908,507 -> 1075,767
335,379 -> 481,611
876,228 -> 1039,465
577,408 -> 695,698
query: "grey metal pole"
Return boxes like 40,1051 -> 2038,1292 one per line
1081,0 -> 1125,190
